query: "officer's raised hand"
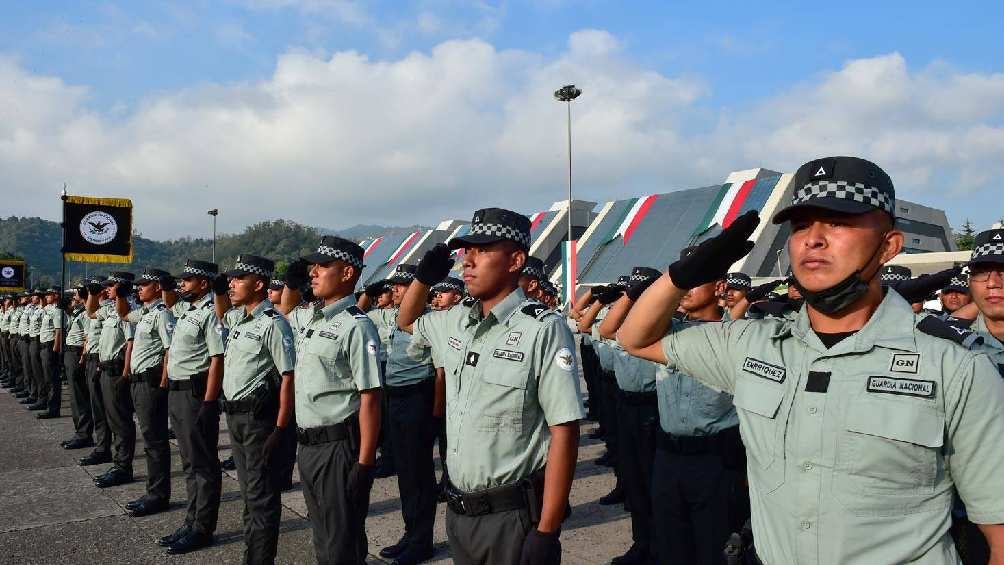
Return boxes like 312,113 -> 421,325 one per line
416,243 -> 453,285
113,280 -> 133,298
519,530 -> 561,565
85,280 -> 102,295
364,280 -> 389,299
891,266 -> 962,304
595,284 -> 624,305
212,274 -> 229,295
159,274 -> 176,292
746,278 -> 785,303
667,211 -> 760,289
284,258 -> 310,289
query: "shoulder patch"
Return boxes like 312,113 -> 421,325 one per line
462,296 -> 477,307
916,316 -> 983,350
263,309 -> 278,317
521,302 -> 552,320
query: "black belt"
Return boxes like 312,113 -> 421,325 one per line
618,390 -> 657,406
384,379 -> 433,398
65,345 -> 83,352
297,422 -> 350,445
221,399 -> 255,414
168,380 -> 192,391
445,469 -> 545,517
656,426 -> 740,456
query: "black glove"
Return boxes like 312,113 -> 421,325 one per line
86,281 -> 102,295
113,281 -> 133,298
346,462 -> 375,508
364,280 -> 389,299
519,530 -> 561,565
159,275 -> 177,292
212,274 -> 230,295
195,400 -> 219,427
626,276 -> 659,301
416,243 -> 453,285
595,285 -> 624,305
77,286 -> 89,299
667,211 -> 760,289
746,279 -> 785,303
892,266 -> 962,304
284,258 -> 310,289
263,427 -> 283,461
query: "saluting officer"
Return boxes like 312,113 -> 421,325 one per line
220,254 -> 296,565
36,288 -> 63,419
157,260 -> 226,555
79,280 -> 113,467
86,272 -> 137,488
398,208 -> 584,565
0,296 -> 11,387
61,286 -> 95,450
16,293 -> 36,405
619,156 -> 1004,564
294,236 -> 383,564
26,290 -> 47,411
940,274 -> 972,316
116,269 -> 175,517
519,256 -> 547,302
430,277 -> 465,311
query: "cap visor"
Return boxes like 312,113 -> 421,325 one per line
772,198 -> 876,224
447,234 -> 506,250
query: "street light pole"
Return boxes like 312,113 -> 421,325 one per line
554,84 -> 581,244
208,209 -> 219,263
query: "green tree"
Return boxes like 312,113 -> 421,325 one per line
955,219 -> 976,251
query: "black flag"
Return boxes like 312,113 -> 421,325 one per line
0,259 -> 26,292
63,196 -> 133,263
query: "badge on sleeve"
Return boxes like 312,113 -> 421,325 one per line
555,347 -> 574,371
367,340 -> 378,356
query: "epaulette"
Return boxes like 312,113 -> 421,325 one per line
346,305 -> 368,319
520,301 -> 553,320
916,316 -> 983,350
155,303 -> 167,311
462,296 -> 477,307
263,309 -> 278,317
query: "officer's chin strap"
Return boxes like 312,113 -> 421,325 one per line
794,233 -> 888,316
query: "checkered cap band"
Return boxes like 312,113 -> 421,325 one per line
433,280 -> 464,293
469,222 -> 531,249
971,242 -> 1004,262
139,273 -> 159,282
270,279 -> 284,288
183,265 -> 214,278
523,264 -> 544,280
234,262 -> 270,278
793,180 -> 894,215
727,273 -> 751,289
108,275 -> 130,283
391,271 -> 415,282
945,276 -> 969,289
317,245 -> 364,269
881,272 -> 911,283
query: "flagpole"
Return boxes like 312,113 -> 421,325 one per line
60,184 -> 68,298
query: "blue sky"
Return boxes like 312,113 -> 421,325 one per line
1,1 -> 1002,237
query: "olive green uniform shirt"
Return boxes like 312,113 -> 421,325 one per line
18,305 -> 33,335
84,303 -> 106,355
658,291 -> 1004,564
221,300 -> 296,402
95,302 -> 133,362
167,294 -> 225,380
65,306 -> 87,347
39,303 -> 62,343
367,307 -> 392,364
369,307 -> 434,387
288,302 -> 318,352
294,294 -> 383,429
28,305 -> 43,338
413,288 -> 585,492
125,299 -> 174,374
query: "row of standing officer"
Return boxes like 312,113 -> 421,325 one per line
0,288 -> 64,418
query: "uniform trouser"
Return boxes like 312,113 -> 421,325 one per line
445,507 -> 533,565
87,355 -> 112,456
299,438 -> 369,565
29,338 -> 45,401
169,385 -> 221,535
0,333 -> 8,374
600,371 -> 621,470
39,341 -> 60,414
130,371 -> 171,502
617,398 -> 657,558
580,342 -> 601,420
377,362 -> 395,472
388,381 -> 438,550
228,411 -> 282,565
651,448 -> 742,564
100,363 -> 136,474
22,338 -> 37,398
10,338 -> 24,389
63,348 -> 93,440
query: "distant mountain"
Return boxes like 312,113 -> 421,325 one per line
318,224 -> 431,241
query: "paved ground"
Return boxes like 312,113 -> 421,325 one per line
0,382 -> 631,564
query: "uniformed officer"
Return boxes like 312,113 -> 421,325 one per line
61,287 -> 94,449
293,236 -> 383,564
36,287 -> 63,419
430,277 -> 464,311
426,276 -> 464,497
598,266 -> 662,565
0,295 -> 11,387
619,156 -> 1004,564
5,295 -> 25,396
967,229 -> 1004,356
519,256 -> 547,302
86,272 -> 137,488
539,280 -> 560,310
364,263 -> 438,565
267,278 -> 285,307
26,290 -> 48,411
16,293 -> 38,406
220,254 -> 296,565
940,274 -> 972,315
360,278 -> 396,480
116,268 -> 175,516
398,208 -> 584,565
157,259 -> 226,555
723,272 -> 751,312
78,280 -> 114,466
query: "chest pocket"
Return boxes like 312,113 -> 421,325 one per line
835,397 -> 944,514
232,331 -> 264,354
304,332 -> 354,396
734,376 -> 786,494
476,341 -> 531,434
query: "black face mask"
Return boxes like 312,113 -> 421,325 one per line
792,234 -> 887,316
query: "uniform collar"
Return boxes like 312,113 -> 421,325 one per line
788,289 -> 917,354
320,294 -> 356,321
974,313 -> 1004,350
195,293 -> 213,309
466,287 -> 527,328
143,298 -> 164,311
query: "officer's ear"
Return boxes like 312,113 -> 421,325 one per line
509,246 -> 527,275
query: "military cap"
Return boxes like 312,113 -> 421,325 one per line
880,265 -> 912,285
44,287 -> 60,295
613,275 -> 631,288
539,279 -> 558,298
630,266 -> 662,283
969,229 -> 1004,266
941,274 -> 969,294
138,268 -> 171,284
448,208 -> 532,251
268,279 -> 284,291
522,256 -> 546,280
726,272 -> 752,291
180,259 -> 219,280
432,276 -> 465,294
388,264 -> 417,285
102,272 -> 135,286
226,254 -> 274,279
680,246 -> 697,259
773,156 -> 895,224
303,235 -> 365,269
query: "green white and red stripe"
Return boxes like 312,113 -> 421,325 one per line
529,212 -> 548,232
386,231 -> 422,264
561,240 -> 577,305
693,171 -> 760,235
605,194 -> 658,244
362,237 -> 383,258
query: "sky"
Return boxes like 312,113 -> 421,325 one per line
1,1 -> 1002,240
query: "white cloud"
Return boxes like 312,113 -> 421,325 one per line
0,38 -> 1002,240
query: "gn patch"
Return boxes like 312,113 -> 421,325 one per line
867,376 -> 935,398
742,357 -> 786,383
889,353 -> 919,373
492,348 -> 524,362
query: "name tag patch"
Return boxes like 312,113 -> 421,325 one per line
867,376 -> 935,398
493,348 -> 524,362
889,353 -> 919,373
244,333 -> 262,342
448,336 -> 463,351
742,357 -> 786,383
319,331 -> 338,340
